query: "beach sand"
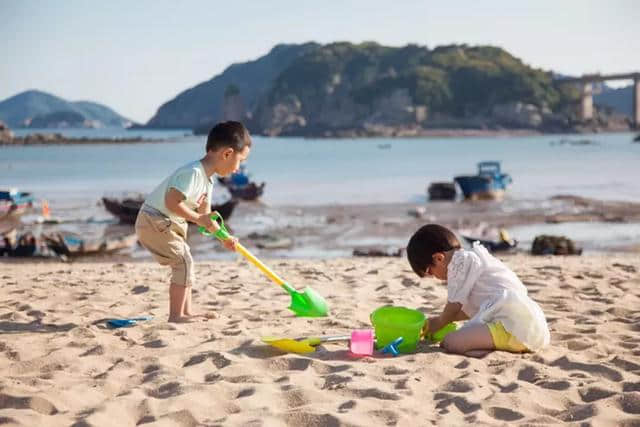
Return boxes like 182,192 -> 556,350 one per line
1,254 -> 639,426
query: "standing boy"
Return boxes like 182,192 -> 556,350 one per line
135,121 -> 251,322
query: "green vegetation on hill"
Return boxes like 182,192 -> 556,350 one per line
146,42 -> 578,136
148,42 -> 586,135
258,43 -> 572,128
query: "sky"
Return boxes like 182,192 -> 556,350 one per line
2,0 -> 639,123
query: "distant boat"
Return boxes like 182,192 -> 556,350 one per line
217,166 -> 265,201
461,229 -> 518,253
102,196 -> 238,225
1,189 -> 34,235
427,182 -> 457,201
0,189 -> 34,216
454,161 -> 512,200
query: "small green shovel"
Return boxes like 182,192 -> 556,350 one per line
200,212 -> 329,317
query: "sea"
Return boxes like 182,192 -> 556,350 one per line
3,128 -> 640,255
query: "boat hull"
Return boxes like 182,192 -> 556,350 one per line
454,175 -> 508,200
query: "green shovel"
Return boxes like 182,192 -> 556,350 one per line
200,212 -> 329,317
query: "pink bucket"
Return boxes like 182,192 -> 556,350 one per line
349,329 -> 374,356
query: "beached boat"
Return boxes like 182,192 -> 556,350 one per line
42,231 -> 138,257
216,166 -> 265,201
0,189 -> 35,235
461,229 -> 518,253
427,182 -> 457,201
219,181 -> 265,201
454,161 -> 512,200
0,189 -> 34,216
102,197 -> 238,224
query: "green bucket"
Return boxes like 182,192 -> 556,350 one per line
370,306 -> 426,354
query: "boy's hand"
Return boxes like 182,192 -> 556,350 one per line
221,236 -> 238,252
196,213 -> 218,233
196,212 -> 237,251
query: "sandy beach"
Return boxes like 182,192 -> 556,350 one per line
1,253 -> 639,426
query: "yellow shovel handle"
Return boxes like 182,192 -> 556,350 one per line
235,242 -> 286,287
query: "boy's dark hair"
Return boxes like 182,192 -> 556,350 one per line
407,224 -> 461,277
206,121 -> 252,152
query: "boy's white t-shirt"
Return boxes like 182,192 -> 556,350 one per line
447,242 -> 550,351
144,160 -> 213,224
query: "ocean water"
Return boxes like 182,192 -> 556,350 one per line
2,130 -> 640,207
2,129 -> 640,255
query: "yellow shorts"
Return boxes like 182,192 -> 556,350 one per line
487,322 -> 529,353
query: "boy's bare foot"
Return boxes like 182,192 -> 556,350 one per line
168,315 -> 197,323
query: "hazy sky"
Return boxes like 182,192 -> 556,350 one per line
3,0 -> 638,123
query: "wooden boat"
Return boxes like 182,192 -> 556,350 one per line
42,231 -> 138,257
461,229 -> 518,253
1,189 -> 34,235
216,167 -> 265,201
102,197 -> 238,225
0,190 -> 34,216
223,181 -> 265,201
454,161 -> 512,200
427,182 -> 457,201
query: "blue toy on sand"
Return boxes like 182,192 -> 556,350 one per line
107,316 -> 153,328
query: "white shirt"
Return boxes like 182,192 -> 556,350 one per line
144,160 -> 213,224
447,242 -> 550,351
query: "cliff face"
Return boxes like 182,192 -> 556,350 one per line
146,43 -> 318,129
148,42 -> 590,136
252,43 -> 580,136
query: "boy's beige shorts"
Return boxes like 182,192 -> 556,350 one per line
135,209 -> 194,287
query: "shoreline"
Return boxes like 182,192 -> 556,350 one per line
5,195 -> 640,264
2,128 -> 637,146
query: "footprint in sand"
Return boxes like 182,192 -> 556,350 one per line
579,386 -> 617,402
284,412 -> 340,427
322,374 -> 352,390
146,381 -> 183,399
349,388 -> 401,401
486,406 -> 524,422
79,345 -> 105,357
439,379 -> 475,393
536,379 -> 571,390
433,392 -> 481,414
368,409 -> 399,425
0,393 -> 58,415
616,393 -> 640,415
490,380 -> 519,393
283,389 -> 311,408
550,356 -> 624,382
183,351 -> 231,369
554,403 -> 596,422
338,399 -> 356,413
236,387 -> 255,398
